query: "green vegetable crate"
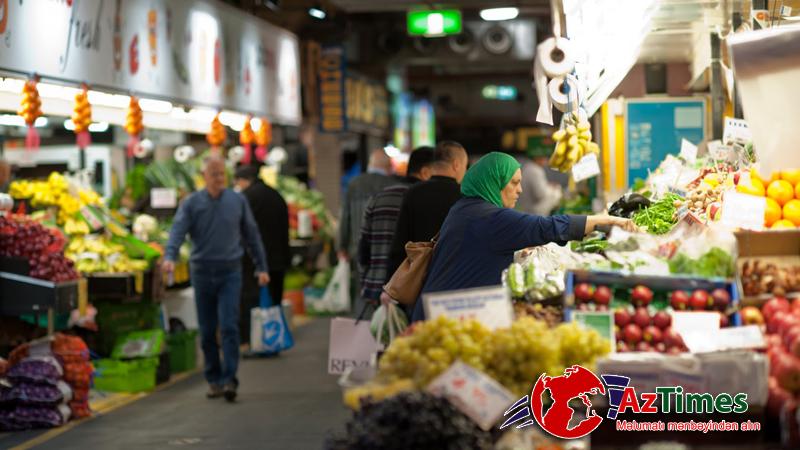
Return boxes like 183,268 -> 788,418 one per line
93,357 -> 159,393
168,330 -> 198,373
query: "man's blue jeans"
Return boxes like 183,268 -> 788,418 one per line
191,262 -> 242,387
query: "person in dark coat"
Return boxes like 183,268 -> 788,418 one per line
385,141 -> 468,285
234,166 -> 291,344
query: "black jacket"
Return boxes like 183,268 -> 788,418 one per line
385,176 -> 462,284
241,180 -> 290,272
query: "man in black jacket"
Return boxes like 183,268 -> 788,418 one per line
385,141 -> 468,285
234,166 -> 291,345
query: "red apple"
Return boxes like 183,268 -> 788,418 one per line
614,308 -> 632,327
768,377 -> 794,418
711,288 -> 731,311
635,341 -> 652,352
633,307 -> 651,328
763,297 -> 791,322
623,324 -> 643,345
788,331 -> 800,358
643,325 -> 663,344
596,304 -> 608,312
575,283 -> 595,302
667,346 -> 683,355
670,291 -> 690,310
768,311 -> 790,334
773,351 -> 800,393
593,286 -> 612,305
631,285 -> 653,307
653,342 -> 667,353
719,313 -> 729,328
616,341 -> 629,353
663,327 -> 685,349
741,306 -> 765,326
653,311 -> 671,330
689,290 -> 710,310
780,315 -> 800,337
577,303 -> 590,311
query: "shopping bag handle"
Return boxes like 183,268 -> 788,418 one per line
354,302 -> 373,325
259,286 -> 274,309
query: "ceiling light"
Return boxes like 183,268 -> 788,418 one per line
308,7 -> 326,20
139,98 -> 173,114
480,7 -> 519,21
0,115 -> 47,128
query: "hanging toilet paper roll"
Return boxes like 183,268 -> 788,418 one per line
539,37 -> 575,78
548,75 -> 581,113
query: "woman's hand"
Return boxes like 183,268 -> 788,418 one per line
585,215 -> 638,234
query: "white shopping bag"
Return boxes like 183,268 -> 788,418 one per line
328,317 -> 379,375
318,260 -> 350,314
250,287 -> 294,354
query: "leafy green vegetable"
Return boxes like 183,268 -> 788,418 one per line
632,193 -> 682,235
669,247 -> 734,278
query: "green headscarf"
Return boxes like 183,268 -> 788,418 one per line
460,152 -> 521,208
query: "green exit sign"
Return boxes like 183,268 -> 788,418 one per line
407,10 -> 462,37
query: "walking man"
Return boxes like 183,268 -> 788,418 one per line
163,156 -> 269,402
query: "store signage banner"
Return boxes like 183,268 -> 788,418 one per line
0,0 -> 300,124
317,44 -> 347,133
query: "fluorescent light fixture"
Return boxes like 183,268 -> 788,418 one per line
0,115 -> 47,128
219,110 -> 246,131
480,7 -> 518,21
139,98 -> 173,114
308,7 -> 326,19
88,90 -> 130,108
188,107 -> 218,123
64,120 -> 108,132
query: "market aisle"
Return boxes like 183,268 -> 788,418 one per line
8,318 -> 348,450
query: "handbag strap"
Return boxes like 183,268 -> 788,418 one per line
430,232 -> 440,244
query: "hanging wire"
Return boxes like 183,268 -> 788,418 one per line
550,0 -> 563,38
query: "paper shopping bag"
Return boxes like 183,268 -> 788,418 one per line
327,317 -> 379,375
250,287 -> 294,354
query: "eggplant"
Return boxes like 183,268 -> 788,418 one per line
609,193 -> 652,218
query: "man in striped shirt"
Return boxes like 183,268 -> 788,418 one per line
357,147 -> 435,303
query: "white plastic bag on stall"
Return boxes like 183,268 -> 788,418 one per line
369,302 -> 408,346
316,260 -> 350,314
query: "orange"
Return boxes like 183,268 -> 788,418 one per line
782,169 -> 800,187
765,197 -> 782,227
768,180 -> 795,206
783,199 -> 800,226
796,182 -> 800,200
772,219 -> 796,229
737,177 -> 765,197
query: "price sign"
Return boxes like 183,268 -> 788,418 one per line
679,138 -> 698,163
682,325 -> 765,354
150,188 -> 177,209
723,118 -> 752,145
571,312 -> 615,349
572,153 -> 600,182
720,191 -> 766,230
672,311 -> 720,340
423,286 -> 513,331
427,361 -> 515,431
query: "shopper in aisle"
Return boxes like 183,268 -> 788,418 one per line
409,152 -> 636,322
163,155 -> 269,402
234,166 -> 290,347
517,150 -> 563,216
358,147 -> 435,304
338,149 -> 396,312
385,141 -> 468,284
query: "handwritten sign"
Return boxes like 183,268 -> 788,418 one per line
679,138 -> 698,163
423,286 -> 513,330
720,191 -> 766,231
723,118 -> 752,145
150,188 -> 177,209
427,361 -> 515,431
572,153 -> 600,182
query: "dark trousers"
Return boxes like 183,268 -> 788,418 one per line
240,270 -> 285,343
191,263 -> 242,387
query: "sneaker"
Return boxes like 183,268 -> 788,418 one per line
206,384 -> 224,399
223,383 -> 237,402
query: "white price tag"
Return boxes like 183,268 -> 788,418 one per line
679,138 -> 698,163
427,361 -> 515,431
706,140 -> 729,160
571,153 -> 600,182
423,286 -> 513,331
682,326 -> 765,354
720,191 -> 766,230
150,188 -> 177,209
723,118 -> 752,145
781,6 -> 792,17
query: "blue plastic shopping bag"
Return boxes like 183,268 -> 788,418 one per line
250,287 -> 294,353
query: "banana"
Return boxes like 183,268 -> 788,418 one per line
552,129 -> 567,141
577,122 -> 591,133
579,130 -> 592,141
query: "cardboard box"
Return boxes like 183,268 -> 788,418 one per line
735,229 -> 800,306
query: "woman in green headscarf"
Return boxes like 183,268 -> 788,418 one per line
410,152 -> 634,322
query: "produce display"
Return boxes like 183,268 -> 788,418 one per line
631,193 -> 683,235
512,303 -> 562,328
9,173 -> 102,227
0,216 -> 79,282
757,297 -> 800,420
741,260 -> 800,298
326,392 -> 493,450
273,176 -> 334,240
607,193 -> 651,218
65,236 -> 149,274
377,316 -> 610,396
668,247 -> 735,279
548,112 -> 599,173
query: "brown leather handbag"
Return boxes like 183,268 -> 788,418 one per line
383,234 -> 439,306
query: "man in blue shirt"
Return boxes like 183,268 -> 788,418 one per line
163,156 -> 269,402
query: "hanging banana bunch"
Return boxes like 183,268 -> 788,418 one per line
18,79 -> 43,151
239,115 -> 255,165
125,96 -> 144,158
72,87 -> 92,149
549,111 -> 599,173
255,117 -> 272,162
206,113 -> 226,153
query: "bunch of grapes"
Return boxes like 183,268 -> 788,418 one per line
554,321 -> 612,372
378,316 -> 490,387
0,216 -> 79,283
483,317 -> 562,396
325,392 -> 493,450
